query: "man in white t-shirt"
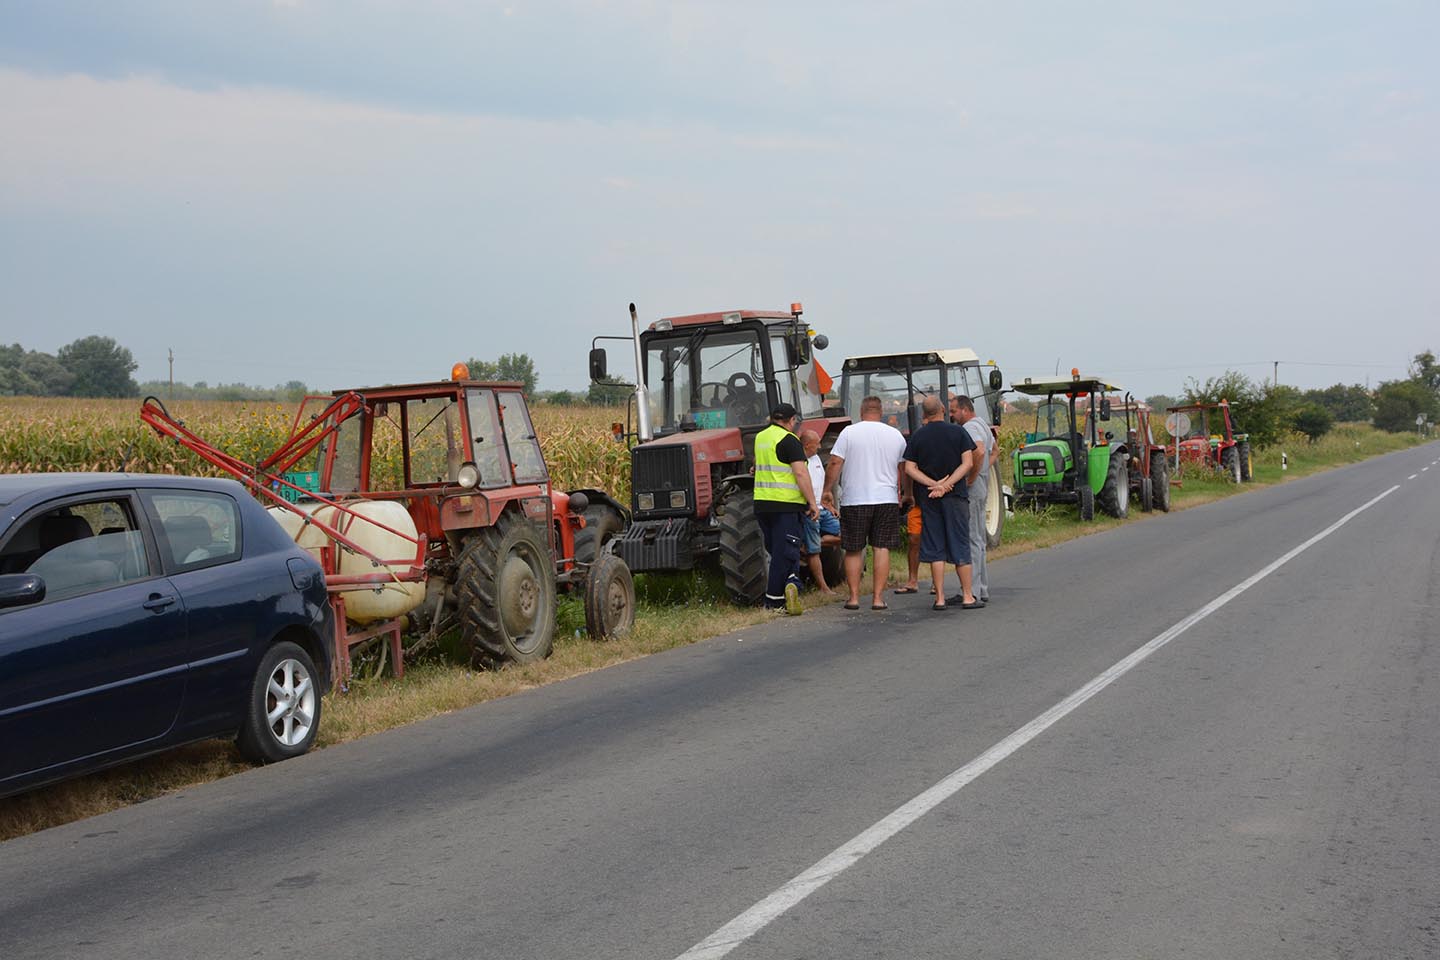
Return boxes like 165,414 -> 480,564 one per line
951,394 -> 994,603
823,396 -> 908,611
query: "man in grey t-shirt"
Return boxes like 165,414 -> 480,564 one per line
951,394 -> 993,604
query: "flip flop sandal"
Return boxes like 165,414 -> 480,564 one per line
959,600 -> 984,610
871,603 -> 889,611
843,602 -> 861,611
932,601 -> 947,611
893,586 -> 919,594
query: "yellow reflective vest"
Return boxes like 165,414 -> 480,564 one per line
753,423 -> 807,506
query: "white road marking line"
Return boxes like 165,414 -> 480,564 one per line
674,483 -> 1403,960
1410,474 -> 1419,480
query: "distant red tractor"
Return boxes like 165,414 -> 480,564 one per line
1165,400 -> 1254,484
142,371 -> 635,680
1087,394 -> 1172,512
589,302 -> 849,602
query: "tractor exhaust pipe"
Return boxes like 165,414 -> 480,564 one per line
630,302 -> 654,441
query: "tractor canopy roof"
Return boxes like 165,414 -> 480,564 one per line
1165,400 -> 1232,413
842,348 -> 983,370
332,380 -> 527,399
1011,375 -> 1123,397
652,309 -> 798,330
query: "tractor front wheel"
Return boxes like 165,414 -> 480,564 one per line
1238,441 -> 1254,482
1139,475 -> 1154,512
583,551 -> 635,641
1222,447 -> 1241,483
984,459 -> 1005,548
717,486 -> 768,604
1150,454 -> 1172,512
457,514 -> 557,668
1078,483 -> 1096,521
1098,454 -> 1130,519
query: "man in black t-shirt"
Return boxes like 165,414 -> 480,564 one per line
902,397 -> 980,610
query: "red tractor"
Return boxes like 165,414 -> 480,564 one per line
142,369 -> 634,679
1085,394 -> 1172,512
589,303 -> 849,602
1164,400 -> 1254,484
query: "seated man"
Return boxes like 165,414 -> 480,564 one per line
799,430 -> 841,595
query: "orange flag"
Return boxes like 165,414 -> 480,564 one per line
808,359 -> 834,397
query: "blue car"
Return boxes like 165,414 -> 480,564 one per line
0,473 -> 335,798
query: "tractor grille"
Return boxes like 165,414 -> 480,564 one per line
631,445 -> 695,517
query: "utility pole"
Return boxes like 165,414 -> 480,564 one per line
168,348 -> 174,402
1273,360 -> 1279,387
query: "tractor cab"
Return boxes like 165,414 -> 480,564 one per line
588,302 -> 848,603
1164,400 -> 1253,483
837,349 -> 1007,547
1011,371 -> 1131,521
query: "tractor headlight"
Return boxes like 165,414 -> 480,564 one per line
457,461 -> 480,489
669,490 -> 687,509
637,493 -> 655,511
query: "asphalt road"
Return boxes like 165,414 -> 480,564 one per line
3,442 -> 1438,960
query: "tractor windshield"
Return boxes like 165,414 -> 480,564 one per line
1033,399 -> 1076,441
842,367 -> 943,434
644,329 -> 769,431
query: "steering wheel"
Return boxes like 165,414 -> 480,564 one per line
699,381 -> 728,405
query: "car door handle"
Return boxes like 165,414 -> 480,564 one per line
143,594 -> 177,612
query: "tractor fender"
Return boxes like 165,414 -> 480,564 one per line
1086,444 -> 1113,494
712,474 -> 753,519
568,488 -> 631,526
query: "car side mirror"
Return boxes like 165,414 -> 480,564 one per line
988,367 -> 1003,391
0,573 -> 45,609
589,348 -> 608,382
1100,398 -> 1112,421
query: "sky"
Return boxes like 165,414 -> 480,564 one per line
1,0 -> 1436,399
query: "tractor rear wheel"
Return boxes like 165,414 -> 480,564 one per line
1150,454 -> 1172,512
575,503 -> 625,564
717,486 -> 768,605
1238,441 -> 1254,482
1222,447 -> 1241,483
984,459 -> 1005,548
1098,454 -> 1130,519
1078,483 -> 1096,521
457,513 -> 557,668
583,551 -> 635,641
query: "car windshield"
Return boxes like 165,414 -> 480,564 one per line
645,329 -> 769,431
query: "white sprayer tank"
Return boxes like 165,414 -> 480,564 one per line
267,499 -> 426,625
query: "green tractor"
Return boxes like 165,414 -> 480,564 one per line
1011,372 -> 1136,521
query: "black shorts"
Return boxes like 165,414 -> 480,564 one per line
839,502 -> 902,552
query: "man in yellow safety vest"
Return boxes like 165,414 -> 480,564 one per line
752,403 -> 821,615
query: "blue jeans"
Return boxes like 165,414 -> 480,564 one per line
801,506 -> 841,554
756,509 -> 803,607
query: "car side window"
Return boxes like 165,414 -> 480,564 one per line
0,497 -> 152,604
146,491 -> 243,572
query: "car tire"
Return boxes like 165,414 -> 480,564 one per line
236,641 -> 322,764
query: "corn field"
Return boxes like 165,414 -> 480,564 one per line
0,397 -> 633,504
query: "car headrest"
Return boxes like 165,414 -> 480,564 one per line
165,515 -> 213,561
39,514 -> 94,551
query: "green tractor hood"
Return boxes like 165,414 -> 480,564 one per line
1015,438 -> 1072,485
